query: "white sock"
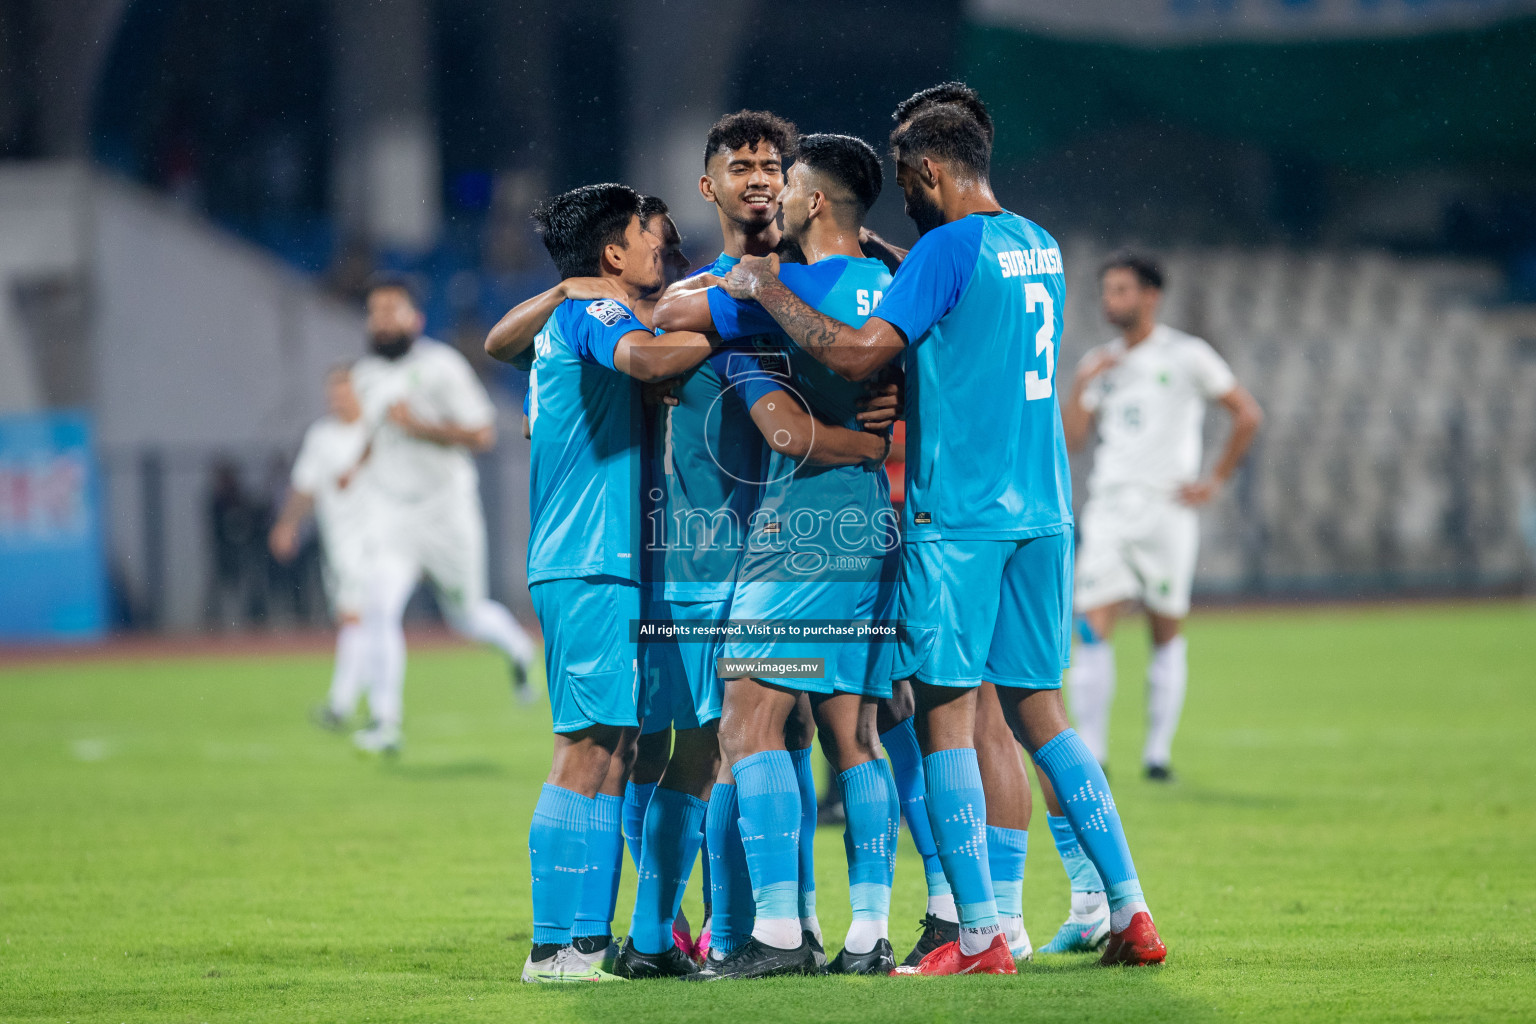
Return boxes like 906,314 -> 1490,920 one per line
327,622 -> 368,716
1069,890 -> 1108,921
999,913 -> 1024,948
799,915 -> 822,944
367,618 -> 406,729
843,919 -> 886,956
458,599 -> 535,665
1068,640 -> 1116,764
958,922 -> 1001,956
926,893 -> 958,923
752,918 -> 802,950
1144,635 -> 1188,767
363,566 -> 414,731
1110,900 -> 1150,933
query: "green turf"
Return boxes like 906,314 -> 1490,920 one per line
2,603 -> 1534,1022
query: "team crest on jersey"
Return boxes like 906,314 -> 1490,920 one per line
585,299 -> 632,327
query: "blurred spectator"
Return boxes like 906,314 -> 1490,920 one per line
205,459 -> 259,627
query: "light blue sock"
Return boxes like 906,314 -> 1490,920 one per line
1048,813 -> 1105,893
622,780 -> 656,867
1034,729 -> 1145,912
881,718 -> 950,900
628,787 -> 707,954
986,825 -> 1028,919
733,751 -> 802,929
789,746 -> 817,922
840,759 -> 898,926
529,784 -> 593,946
698,816 -> 712,914
571,793 -> 623,939
923,748 -> 998,935
705,782 -> 754,955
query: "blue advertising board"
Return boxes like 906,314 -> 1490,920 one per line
0,412 -> 108,641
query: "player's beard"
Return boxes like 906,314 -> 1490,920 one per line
905,186 -> 945,236
370,332 -> 415,361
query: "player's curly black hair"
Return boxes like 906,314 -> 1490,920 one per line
532,183 -> 642,279
891,81 -> 994,145
1100,251 -> 1165,290
639,195 -> 670,221
796,133 -> 883,214
704,109 -> 799,168
890,104 -> 990,178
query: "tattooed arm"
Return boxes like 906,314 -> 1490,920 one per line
720,254 -> 907,383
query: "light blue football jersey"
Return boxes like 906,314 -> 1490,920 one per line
873,211 -> 1072,542
709,256 -> 900,582
644,253 -> 782,600
526,297 -> 646,583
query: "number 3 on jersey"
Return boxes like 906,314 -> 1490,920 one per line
1024,282 -> 1055,401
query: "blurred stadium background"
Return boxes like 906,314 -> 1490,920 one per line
2,0 -> 1535,642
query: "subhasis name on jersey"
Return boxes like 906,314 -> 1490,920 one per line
997,247 -> 1062,279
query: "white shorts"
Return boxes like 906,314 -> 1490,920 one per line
1074,488 -> 1199,619
373,490 -> 489,617
319,524 -> 381,621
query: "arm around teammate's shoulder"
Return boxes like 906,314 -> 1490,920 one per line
720,254 -> 905,382
612,329 -> 714,383
747,391 -> 888,468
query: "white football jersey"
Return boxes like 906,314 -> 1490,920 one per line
350,338 -> 497,503
290,415 -> 372,551
1081,323 -> 1235,496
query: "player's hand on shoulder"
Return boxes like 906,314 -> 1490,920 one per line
1075,346 -> 1122,384
1177,477 -> 1221,507
561,277 -> 630,303
721,253 -> 779,300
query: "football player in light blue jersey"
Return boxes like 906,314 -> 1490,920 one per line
510,182 -> 720,984
656,133 -> 905,977
720,100 -> 1168,972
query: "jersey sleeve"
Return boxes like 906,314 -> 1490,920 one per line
567,298 -> 649,370
439,349 -> 497,429
707,286 -> 780,340
710,350 -> 787,411
289,427 -> 326,495
868,219 -> 983,344
1186,338 -> 1236,399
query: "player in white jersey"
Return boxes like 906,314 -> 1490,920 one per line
269,366 -> 378,730
347,277 -> 537,754
1062,252 -> 1264,779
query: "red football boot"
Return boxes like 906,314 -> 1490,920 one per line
1099,912 -> 1166,966
891,933 -> 1017,976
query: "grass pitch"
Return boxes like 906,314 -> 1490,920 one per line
2,603 -> 1533,1022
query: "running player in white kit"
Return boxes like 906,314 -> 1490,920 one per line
269,365 -> 378,730
348,276 -> 537,754
1061,252 -> 1264,780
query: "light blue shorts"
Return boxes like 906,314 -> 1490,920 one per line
640,595 -> 727,733
893,531 -> 1072,690
530,575 -> 640,733
718,575 -> 896,699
